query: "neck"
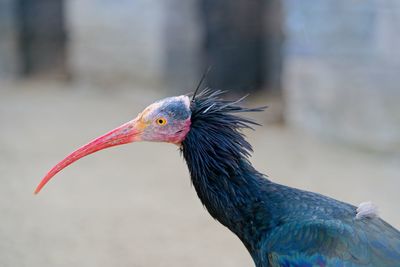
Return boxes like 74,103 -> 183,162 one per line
180,94 -> 272,253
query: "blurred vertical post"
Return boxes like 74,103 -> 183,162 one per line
263,0 -> 284,94
200,0 -> 264,93
0,0 -> 19,80
16,0 -> 67,78
200,0 -> 284,94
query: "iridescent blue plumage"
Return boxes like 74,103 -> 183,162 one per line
181,89 -> 400,267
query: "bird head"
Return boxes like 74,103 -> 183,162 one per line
134,95 -> 192,143
34,95 -> 192,194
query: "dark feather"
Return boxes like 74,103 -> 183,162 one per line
192,66 -> 212,102
181,89 -> 400,267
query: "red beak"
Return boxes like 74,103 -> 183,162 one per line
34,119 -> 144,194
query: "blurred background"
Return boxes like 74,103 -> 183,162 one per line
0,0 -> 399,266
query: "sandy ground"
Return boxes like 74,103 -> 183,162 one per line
0,81 -> 399,267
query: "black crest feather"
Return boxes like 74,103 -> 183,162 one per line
182,88 -> 266,182
192,66 -> 212,102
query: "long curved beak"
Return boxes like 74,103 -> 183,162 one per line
34,118 -> 144,194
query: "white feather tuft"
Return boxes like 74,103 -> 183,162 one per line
356,201 -> 379,220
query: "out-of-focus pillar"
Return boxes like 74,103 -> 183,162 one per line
0,0 -> 19,80
200,0 -> 265,93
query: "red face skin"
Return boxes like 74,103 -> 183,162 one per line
34,95 -> 191,194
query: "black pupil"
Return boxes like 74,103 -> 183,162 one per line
158,119 -> 164,124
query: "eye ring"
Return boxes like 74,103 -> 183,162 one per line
156,117 -> 167,126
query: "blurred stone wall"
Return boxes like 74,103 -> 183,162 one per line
66,0 -> 165,87
2,0 -> 399,152
0,0 -> 18,79
66,0 -> 201,91
284,0 -> 400,152
65,0 -> 282,93
1,0 -> 277,93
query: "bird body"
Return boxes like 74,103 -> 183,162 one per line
182,90 -> 400,266
35,89 -> 400,266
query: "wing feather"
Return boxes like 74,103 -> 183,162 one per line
262,217 -> 400,266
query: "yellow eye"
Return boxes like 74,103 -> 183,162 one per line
156,117 -> 167,126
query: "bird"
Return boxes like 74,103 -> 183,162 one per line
34,88 -> 400,266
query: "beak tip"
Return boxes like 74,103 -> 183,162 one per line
34,183 -> 44,195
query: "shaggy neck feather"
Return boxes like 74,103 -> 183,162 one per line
180,90 -> 271,253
